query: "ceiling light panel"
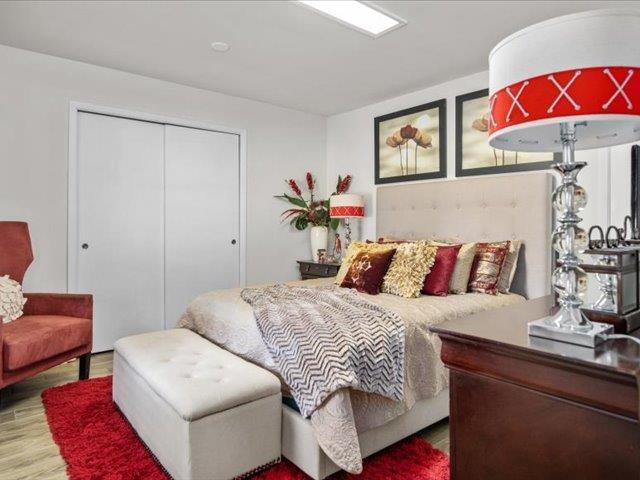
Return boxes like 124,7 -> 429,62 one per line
298,1 -> 406,38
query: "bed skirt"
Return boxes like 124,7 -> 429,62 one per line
282,388 -> 450,480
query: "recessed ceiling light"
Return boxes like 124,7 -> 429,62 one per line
211,41 -> 230,52
298,1 -> 406,38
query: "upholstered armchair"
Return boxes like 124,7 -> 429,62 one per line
0,222 -> 93,400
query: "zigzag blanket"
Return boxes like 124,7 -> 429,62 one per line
240,284 -> 405,417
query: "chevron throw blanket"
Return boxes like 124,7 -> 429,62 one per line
240,284 -> 405,417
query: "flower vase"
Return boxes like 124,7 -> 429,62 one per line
310,226 -> 328,262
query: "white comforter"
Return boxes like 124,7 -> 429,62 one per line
178,278 -> 525,473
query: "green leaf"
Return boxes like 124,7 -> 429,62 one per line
280,193 -> 308,209
295,216 -> 308,231
330,218 -> 340,231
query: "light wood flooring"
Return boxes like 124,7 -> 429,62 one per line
0,352 -> 450,479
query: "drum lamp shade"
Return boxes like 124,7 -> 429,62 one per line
329,194 -> 364,218
488,9 -> 640,152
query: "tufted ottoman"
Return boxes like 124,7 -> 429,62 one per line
113,328 -> 282,480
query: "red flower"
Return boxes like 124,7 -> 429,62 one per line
337,175 -> 352,194
306,172 -> 315,191
400,124 -> 418,139
287,179 -> 302,197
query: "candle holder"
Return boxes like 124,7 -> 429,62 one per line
580,246 -> 640,333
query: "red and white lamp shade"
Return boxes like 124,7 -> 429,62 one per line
489,9 -> 640,152
488,9 -> 640,347
329,194 -> 365,219
330,194 -> 364,249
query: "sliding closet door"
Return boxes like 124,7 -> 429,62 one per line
76,113 -> 165,352
164,125 -> 240,326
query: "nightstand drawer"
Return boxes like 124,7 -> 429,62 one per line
297,261 -> 340,279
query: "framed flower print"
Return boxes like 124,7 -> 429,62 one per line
374,99 -> 447,184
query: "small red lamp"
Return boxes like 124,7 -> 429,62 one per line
329,194 -> 364,249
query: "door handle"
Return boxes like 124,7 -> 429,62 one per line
231,239 -> 237,245
81,243 -> 89,250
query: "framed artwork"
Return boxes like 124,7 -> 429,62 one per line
374,99 -> 446,185
455,89 -> 558,177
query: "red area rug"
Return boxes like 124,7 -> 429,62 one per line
42,376 -> 449,479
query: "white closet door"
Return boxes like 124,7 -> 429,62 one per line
164,125 -> 240,326
76,113 -> 165,352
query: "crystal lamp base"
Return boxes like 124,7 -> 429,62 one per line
528,315 -> 613,347
528,121 -> 614,348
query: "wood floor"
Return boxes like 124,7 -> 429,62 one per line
0,352 -> 450,479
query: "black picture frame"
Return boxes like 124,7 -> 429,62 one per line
374,99 -> 447,185
455,88 -> 558,177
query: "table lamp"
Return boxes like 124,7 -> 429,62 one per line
488,9 -> 640,347
329,194 -> 364,249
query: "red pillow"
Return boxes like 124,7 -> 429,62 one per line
422,245 -> 462,296
341,249 -> 397,295
468,241 -> 510,294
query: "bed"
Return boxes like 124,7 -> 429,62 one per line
179,172 -> 554,479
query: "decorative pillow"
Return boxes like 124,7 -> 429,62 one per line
341,249 -> 397,295
497,240 -> 522,293
468,241 -> 511,294
382,241 -> 437,298
335,241 -> 398,285
431,242 -> 477,294
377,235 -> 406,243
423,244 -> 462,296
0,275 -> 27,323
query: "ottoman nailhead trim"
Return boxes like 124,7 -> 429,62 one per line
233,457 -> 282,480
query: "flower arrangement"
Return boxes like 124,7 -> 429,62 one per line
276,173 -> 352,231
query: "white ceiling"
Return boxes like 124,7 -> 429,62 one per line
0,1 -> 637,115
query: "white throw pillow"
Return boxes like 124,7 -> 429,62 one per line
0,275 -> 27,323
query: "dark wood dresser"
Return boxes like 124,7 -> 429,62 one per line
431,296 -> 640,480
297,260 -> 340,280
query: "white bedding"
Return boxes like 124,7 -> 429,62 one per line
178,277 -> 525,473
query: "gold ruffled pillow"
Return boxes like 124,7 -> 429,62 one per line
382,241 -> 437,298
335,241 -> 397,285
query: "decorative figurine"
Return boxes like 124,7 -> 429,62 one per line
333,233 -> 342,260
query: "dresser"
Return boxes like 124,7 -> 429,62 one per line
431,296 -> 640,480
297,260 -> 340,280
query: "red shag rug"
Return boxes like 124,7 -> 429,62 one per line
42,376 -> 449,480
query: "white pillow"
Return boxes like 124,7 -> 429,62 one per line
0,275 -> 27,323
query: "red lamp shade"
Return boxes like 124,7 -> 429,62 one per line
489,9 -> 640,152
329,194 -> 364,218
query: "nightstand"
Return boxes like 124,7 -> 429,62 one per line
431,296 -> 640,479
297,260 -> 340,280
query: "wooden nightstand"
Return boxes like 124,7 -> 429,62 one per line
297,260 -> 340,280
431,296 -> 640,479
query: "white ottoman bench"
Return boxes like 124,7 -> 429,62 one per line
113,329 -> 282,480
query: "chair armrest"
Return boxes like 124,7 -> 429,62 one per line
23,293 -> 93,319
0,320 -> 3,376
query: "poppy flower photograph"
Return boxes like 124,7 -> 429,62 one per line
375,99 -> 446,184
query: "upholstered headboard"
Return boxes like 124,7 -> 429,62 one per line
376,172 -> 554,299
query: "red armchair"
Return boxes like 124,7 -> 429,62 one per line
0,222 -> 93,400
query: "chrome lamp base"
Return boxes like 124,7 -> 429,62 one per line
529,121 -> 614,348
528,315 -> 613,348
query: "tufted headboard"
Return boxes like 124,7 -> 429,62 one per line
376,172 -> 554,299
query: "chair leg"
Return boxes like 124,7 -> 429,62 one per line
79,353 -> 91,380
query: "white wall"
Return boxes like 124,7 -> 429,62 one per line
0,45 -> 326,291
326,70 -> 636,242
